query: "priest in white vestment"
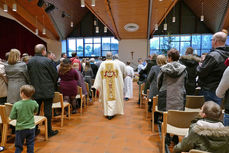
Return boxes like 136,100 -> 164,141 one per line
93,52 -> 124,120
124,62 -> 134,100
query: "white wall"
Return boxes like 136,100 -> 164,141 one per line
0,8 -> 62,59
119,39 -> 148,68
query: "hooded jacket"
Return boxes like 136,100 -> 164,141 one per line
197,46 -> 229,91
180,55 -> 200,95
173,118 -> 229,153
157,61 -> 186,111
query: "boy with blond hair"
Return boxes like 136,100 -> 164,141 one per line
10,85 -> 38,153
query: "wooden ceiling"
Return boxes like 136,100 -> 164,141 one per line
185,0 -> 229,33
1,0 -> 229,40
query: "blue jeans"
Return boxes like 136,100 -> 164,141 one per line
15,128 -> 35,153
224,113 -> 229,126
200,89 -> 222,106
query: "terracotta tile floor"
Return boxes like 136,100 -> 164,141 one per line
3,82 -> 162,153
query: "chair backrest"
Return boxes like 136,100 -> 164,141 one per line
189,149 -> 210,153
5,103 -> 13,117
53,92 -> 64,107
0,105 -> 9,124
140,83 -> 145,94
186,95 -> 205,109
85,82 -> 89,94
78,86 -> 83,99
167,110 -> 199,128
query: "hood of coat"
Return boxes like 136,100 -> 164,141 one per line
193,120 -> 229,137
160,61 -> 186,78
179,55 -> 201,67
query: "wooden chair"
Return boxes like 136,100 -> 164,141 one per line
142,89 -> 150,120
185,95 -> 205,112
139,83 -> 145,108
161,110 -> 199,153
52,92 -> 70,127
0,104 -> 48,147
85,82 -> 94,105
152,95 -> 164,134
76,86 -> 86,115
189,149 -> 210,153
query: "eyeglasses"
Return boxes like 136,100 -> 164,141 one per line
211,39 -> 215,41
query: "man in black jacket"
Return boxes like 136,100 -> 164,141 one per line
27,44 -> 58,137
197,32 -> 229,105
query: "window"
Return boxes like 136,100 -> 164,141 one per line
65,37 -> 119,57
150,34 -> 213,56
62,40 -> 67,53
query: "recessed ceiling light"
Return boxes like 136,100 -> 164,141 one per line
124,23 -> 139,32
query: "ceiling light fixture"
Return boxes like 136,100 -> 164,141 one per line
94,20 -> 97,26
104,26 -> 107,33
155,24 -> 158,31
200,0 -> 204,21
155,9 -> 158,31
12,3 -> 17,12
35,16 -> 38,35
96,26 -> 99,33
163,8 -> 167,31
70,21 -> 74,28
42,15 -> 46,35
172,6 -> 176,23
91,0 -> 95,7
3,2 -> 8,12
81,0 -> 85,7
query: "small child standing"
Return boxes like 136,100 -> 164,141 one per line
10,85 -> 38,153
173,101 -> 229,153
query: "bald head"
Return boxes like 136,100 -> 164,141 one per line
212,32 -> 227,48
106,52 -> 113,59
113,54 -> 119,60
35,44 -> 46,56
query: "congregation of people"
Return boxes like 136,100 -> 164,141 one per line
0,43 -> 136,152
137,31 -> 229,152
1,31 -> 229,153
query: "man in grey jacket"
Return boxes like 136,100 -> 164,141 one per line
27,44 -> 58,137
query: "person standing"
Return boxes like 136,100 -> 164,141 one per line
10,85 -> 38,153
179,47 -> 200,95
27,44 -> 58,137
0,60 -> 7,105
5,49 -> 30,104
197,32 -> 229,105
124,61 -> 134,100
216,64 -> 229,126
59,58 -> 79,114
93,52 -> 124,120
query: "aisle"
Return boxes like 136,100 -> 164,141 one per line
5,82 -> 161,153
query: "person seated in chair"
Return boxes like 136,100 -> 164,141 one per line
173,101 -> 229,153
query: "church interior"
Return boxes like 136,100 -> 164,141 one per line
0,0 -> 229,153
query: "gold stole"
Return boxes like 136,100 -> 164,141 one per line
101,63 -> 119,101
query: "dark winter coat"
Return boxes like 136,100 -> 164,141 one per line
27,54 -> 58,99
173,118 -> 229,153
145,65 -> 160,98
180,55 -> 200,95
157,62 -> 186,111
197,46 -> 229,92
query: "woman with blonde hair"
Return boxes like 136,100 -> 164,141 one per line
82,61 -> 94,98
5,49 -> 30,104
146,55 -> 167,112
59,58 -> 79,114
